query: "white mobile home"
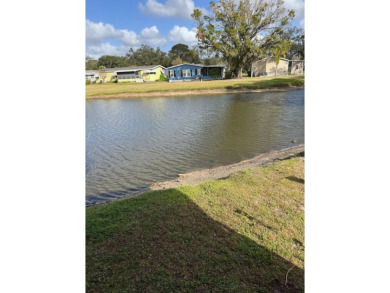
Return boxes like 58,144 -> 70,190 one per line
251,57 -> 289,77
290,60 -> 305,75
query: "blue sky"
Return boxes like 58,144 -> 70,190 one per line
86,0 -> 304,59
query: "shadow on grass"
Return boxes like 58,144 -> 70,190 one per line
234,209 -> 274,231
285,176 -> 305,184
86,189 -> 304,292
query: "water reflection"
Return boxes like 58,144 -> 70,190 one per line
86,89 -> 304,205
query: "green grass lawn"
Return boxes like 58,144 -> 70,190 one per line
86,156 -> 305,292
86,75 -> 304,97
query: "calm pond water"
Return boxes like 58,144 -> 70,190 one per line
86,89 -> 304,206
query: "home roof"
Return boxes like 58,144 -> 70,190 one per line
97,65 -> 165,73
203,64 -> 226,68
166,63 -> 226,70
253,57 -> 290,64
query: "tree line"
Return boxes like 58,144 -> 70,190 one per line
85,43 -> 220,70
86,0 -> 304,78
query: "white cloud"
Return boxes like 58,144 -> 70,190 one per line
86,43 -> 129,60
86,20 -> 168,58
119,30 -> 141,47
140,26 -> 167,47
138,0 -> 196,19
168,26 -> 198,46
86,19 -> 141,47
86,20 -> 123,45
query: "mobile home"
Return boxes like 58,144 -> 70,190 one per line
289,60 -> 304,75
251,57 -> 289,77
93,65 -> 166,83
166,63 -> 225,82
85,70 -> 98,83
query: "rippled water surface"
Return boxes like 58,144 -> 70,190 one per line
86,89 -> 304,205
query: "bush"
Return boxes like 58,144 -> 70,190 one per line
224,71 -> 234,79
86,79 -> 91,85
210,68 -> 221,79
159,73 -> 168,82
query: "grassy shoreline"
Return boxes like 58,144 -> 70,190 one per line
86,156 -> 305,292
86,75 -> 304,99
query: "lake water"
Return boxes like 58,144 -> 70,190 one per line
86,89 -> 304,206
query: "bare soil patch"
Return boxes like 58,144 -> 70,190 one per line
89,145 -> 304,207
150,144 -> 304,190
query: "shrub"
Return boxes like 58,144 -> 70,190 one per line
224,71 -> 234,79
159,73 -> 168,82
86,79 -> 91,85
210,68 -> 221,79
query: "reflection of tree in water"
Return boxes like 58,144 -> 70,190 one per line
87,189 -> 304,292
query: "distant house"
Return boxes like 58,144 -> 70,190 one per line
166,63 -> 225,82
93,65 -> 166,83
251,57 -> 289,77
94,67 -> 117,83
289,60 -> 304,75
85,70 -> 98,83
116,65 -> 166,83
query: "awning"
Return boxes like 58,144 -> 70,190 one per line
116,70 -> 141,73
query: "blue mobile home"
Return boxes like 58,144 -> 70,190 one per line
166,63 -> 225,82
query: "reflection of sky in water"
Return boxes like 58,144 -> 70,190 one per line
86,89 -> 304,205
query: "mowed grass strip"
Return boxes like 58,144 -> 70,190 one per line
86,156 -> 305,292
85,75 -> 304,97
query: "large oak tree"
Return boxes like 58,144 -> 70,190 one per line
192,0 -> 295,78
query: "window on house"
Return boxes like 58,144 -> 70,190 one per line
118,72 -> 139,79
182,69 -> 191,77
295,65 -> 299,69
169,70 -> 175,77
196,68 -> 201,75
